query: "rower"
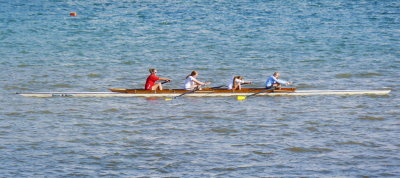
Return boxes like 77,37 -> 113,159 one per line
265,72 -> 292,89
145,68 -> 171,90
228,76 -> 252,90
184,71 -> 210,90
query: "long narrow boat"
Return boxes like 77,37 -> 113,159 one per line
16,88 -> 391,97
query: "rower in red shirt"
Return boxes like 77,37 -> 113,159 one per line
145,68 -> 171,90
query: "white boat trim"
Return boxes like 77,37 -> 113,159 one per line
16,90 -> 391,97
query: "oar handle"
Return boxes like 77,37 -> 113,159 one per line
250,87 -> 275,97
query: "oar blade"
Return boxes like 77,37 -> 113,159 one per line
237,96 -> 247,100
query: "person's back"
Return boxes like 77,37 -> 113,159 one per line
145,72 -> 159,90
184,75 -> 195,90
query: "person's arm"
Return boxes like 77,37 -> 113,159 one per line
158,77 -> 171,82
237,79 -> 251,86
192,78 -> 210,85
275,78 -> 287,84
276,78 -> 292,85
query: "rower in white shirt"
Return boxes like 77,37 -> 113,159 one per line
228,76 -> 252,90
184,71 -> 211,90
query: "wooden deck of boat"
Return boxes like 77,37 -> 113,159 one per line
109,88 -> 296,94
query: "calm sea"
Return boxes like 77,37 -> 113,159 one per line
1,0 -> 399,177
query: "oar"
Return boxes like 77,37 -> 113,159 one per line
165,87 -> 200,101
236,87 -> 275,100
210,83 -> 251,89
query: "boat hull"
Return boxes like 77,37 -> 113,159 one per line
16,88 -> 391,97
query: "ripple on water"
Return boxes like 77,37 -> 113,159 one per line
87,73 -> 102,78
356,72 -> 383,77
252,151 -> 275,156
305,127 -> 319,132
5,112 -> 23,116
335,73 -> 352,78
27,80 -> 48,84
357,116 -> 385,121
50,83 -> 76,88
25,110 -> 53,114
336,141 -> 372,147
335,72 -> 383,78
286,147 -> 333,153
208,128 -> 239,135
102,108 -> 119,112
295,83 -> 317,89
4,85 -> 30,91
17,64 -> 34,68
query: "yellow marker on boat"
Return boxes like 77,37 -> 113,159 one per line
237,96 -> 246,100
165,98 -> 172,101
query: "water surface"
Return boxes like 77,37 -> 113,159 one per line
1,0 -> 399,177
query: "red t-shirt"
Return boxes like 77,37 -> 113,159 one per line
145,74 -> 160,90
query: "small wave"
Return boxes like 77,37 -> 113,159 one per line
357,116 -> 385,121
295,83 -> 316,89
337,72 -> 384,78
356,72 -> 383,77
286,147 -> 333,153
73,123 -> 91,127
28,80 -> 47,84
306,127 -> 318,132
159,21 -> 178,25
210,167 -> 238,172
337,141 -> 369,146
72,74 -> 82,78
51,83 -> 75,88
5,112 -> 22,116
119,130 -> 141,134
335,73 -> 352,78
103,108 -> 119,112
17,64 -> 33,68
300,59 -> 326,63
122,61 -> 134,65
4,86 -> 29,91
253,151 -> 274,156
209,128 -> 238,134
25,110 -> 53,114
87,156 -> 102,160
87,73 -> 101,78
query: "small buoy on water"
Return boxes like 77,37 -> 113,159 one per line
70,12 -> 77,16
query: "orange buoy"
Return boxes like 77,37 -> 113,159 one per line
70,12 -> 77,16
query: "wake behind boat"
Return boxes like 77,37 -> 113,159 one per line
16,88 -> 391,97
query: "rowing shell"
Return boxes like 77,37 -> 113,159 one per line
16,88 -> 391,97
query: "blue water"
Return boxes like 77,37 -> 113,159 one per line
1,0 -> 399,177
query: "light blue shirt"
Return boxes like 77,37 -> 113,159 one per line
266,76 -> 287,88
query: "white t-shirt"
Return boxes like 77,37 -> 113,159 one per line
228,78 -> 244,89
184,76 -> 195,90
